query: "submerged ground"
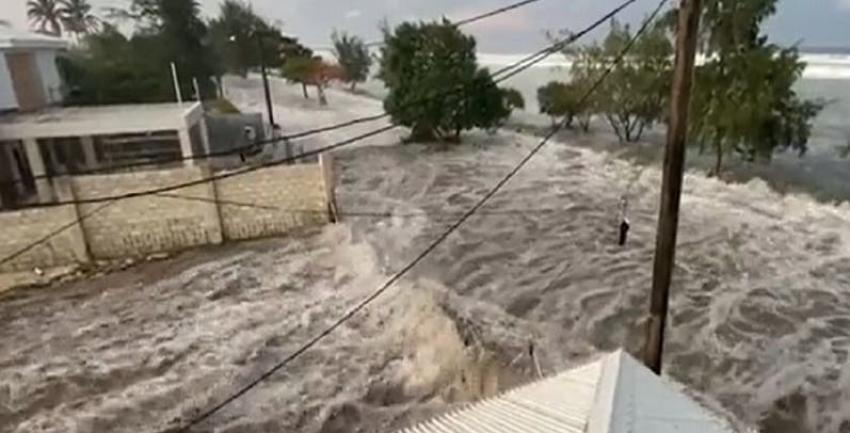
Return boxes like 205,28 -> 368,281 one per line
3,79 -> 850,433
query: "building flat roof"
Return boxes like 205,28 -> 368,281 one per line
0,102 -> 203,140
0,27 -> 68,50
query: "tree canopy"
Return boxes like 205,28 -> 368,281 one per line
208,0 -> 286,77
58,0 -> 100,39
59,0 -> 217,104
378,20 -> 512,142
27,0 -> 63,36
332,31 -> 372,91
537,81 -> 591,130
687,0 -> 823,174
539,19 -> 671,140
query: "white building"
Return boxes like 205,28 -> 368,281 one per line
0,28 -> 211,209
0,27 -> 66,111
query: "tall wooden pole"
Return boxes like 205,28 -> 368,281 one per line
643,0 -> 702,375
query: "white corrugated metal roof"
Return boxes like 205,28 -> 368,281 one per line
399,350 -> 740,433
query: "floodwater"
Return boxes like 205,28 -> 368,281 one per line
2,70 -> 850,433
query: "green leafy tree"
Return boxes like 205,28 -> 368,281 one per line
208,0 -> 284,77
332,31 -> 372,91
59,0 -> 218,103
281,54 -> 315,99
687,0 -> 823,175
125,0 -> 217,99
501,88 -> 525,111
59,25 -> 171,104
378,20 -> 511,142
537,81 -> 594,131
27,0 -> 63,36
58,0 -> 100,39
279,37 -> 315,98
591,19 -> 672,142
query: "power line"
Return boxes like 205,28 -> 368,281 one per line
6,0 -> 634,211
363,0 -> 547,47
0,0 -> 552,189
0,0 -> 579,267
165,1 -> 659,431
0,201 -> 116,269
155,192 -> 567,219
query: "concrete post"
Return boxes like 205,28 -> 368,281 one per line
3,145 -> 24,194
80,136 -> 98,169
200,164 -> 224,244
23,138 -> 54,202
199,116 -> 212,157
177,128 -> 196,166
54,176 -> 91,265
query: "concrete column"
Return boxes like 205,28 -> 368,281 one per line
80,136 -> 98,169
54,176 -> 91,264
177,128 -> 196,166
23,138 -> 54,202
199,116 -> 212,157
44,138 -> 63,173
3,145 -> 24,194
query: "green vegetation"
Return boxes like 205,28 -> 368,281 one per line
688,0 -> 824,175
502,88 -> 525,111
595,20 -> 672,142
60,0 -> 219,104
332,31 -> 372,91
58,0 -> 100,39
378,20 -> 512,142
27,0 -> 63,36
537,81 -> 592,131
537,3 -> 821,175
208,0 -> 286,77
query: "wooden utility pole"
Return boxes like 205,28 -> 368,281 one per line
643,0 -> 702,375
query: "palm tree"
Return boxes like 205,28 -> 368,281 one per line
58,0 -> 99,38
27,0 -> 63,37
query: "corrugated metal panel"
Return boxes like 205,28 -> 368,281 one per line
398,350 -> 740,433
400,357 -> 602,433
614,351 -> 735,433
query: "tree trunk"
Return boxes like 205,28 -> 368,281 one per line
317,85 -> 327,106
301,83 -> 309,99
607,114 -> 623,142
579,115 -> 591,132
634,121 -> 646,142
712,140 -> 723,177
350,81 -> 357,91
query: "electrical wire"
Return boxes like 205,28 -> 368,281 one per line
0,0 -> 576,267
0,0 -> 553,188
165,0 -> 663,431
5,3 -> 621,209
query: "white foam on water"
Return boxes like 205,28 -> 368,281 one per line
477,52 -> 850,80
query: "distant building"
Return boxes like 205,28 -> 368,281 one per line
0,28 -> 211,209
0,27 -> 67,112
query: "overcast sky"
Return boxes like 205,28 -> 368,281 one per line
3,0 -> 849,52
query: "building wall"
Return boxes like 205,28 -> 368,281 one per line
0,180 -> 87,273
0,54 -> 17,111
216,163 -> 328,240
34,50 -> 62,104
5,51 -> 46,111
0,161 -> 332,272
73,166 -> 223,258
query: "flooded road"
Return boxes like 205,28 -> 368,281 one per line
3,80 -> 850,432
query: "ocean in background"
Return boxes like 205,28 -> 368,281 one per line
358,51 -> 850,203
